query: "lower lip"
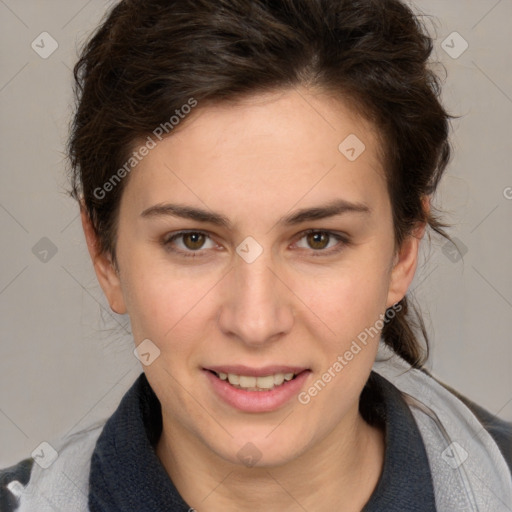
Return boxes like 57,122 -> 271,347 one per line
204,370 -> 311,413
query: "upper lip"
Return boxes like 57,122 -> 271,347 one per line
204,365 -> 309,377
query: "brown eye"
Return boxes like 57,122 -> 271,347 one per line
181,232 -> 206,250
163,231 -> 216,257
306,231 -> 330,250
294,230 -> 349,256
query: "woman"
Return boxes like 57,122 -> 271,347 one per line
1,0 -> 511,510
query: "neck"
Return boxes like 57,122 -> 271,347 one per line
156,408 -> 384,512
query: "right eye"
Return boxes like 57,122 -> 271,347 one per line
162,230 -> 218,258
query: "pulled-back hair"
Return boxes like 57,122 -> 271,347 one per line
68,0 -> 455,368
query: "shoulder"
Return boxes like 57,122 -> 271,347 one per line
374,343 -> 512,466
0,459 -> 33,511
0,420 -> 106,512
426,370 -> 512,472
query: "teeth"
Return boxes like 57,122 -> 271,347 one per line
227,374 -> 240,385
256,375 -> 275,389
273,373 -> 285,386
239,376 -> 256,388
216,371 -> 298,391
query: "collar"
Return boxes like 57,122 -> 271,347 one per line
88,374 -> 190,511
88,371 -> 436,511
362,372 -> 436,511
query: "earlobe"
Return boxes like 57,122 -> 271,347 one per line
386,222 -> 425,308
80,207 -> 127,315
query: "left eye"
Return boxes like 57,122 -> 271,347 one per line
294,230 -> 347,253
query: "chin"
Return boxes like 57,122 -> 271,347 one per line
207,428 -> 309,469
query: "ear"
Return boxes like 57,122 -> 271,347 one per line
386,197 -> 430,308
80,206 -> 127,314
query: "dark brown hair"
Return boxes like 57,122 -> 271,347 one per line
68,0 -> 455,368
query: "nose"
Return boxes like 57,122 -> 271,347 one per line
216,249 -> 295,347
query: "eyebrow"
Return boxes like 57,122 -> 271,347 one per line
140,198 -> 371,228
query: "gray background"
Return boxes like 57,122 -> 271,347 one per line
1,0 -> 511,466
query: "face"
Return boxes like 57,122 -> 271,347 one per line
85,87 -> 421,468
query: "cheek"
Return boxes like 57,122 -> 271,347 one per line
118,248 -> 220,354
292,266 -> 390,422
293,257 -> 391,339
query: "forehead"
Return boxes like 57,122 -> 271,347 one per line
122,88 -> 388,219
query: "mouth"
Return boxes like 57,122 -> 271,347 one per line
203,365 -> 311,412
206,369 -> 305,392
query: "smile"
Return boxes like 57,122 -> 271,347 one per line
203,366 -> 311,412
210,370 -> 298,391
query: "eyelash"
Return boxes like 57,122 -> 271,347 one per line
161,229 -> 350,259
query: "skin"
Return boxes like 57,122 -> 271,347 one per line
82,87 -> 425,511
